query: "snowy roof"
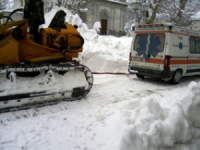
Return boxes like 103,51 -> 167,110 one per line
106,0 -> 128,5
191,11 -> 200,20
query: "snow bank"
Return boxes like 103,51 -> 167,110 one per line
185,82 -> 200,128
119,82 -> 200,150
80,36 -> 132,73
93,21 -> 101,33
43,7 -> 132,73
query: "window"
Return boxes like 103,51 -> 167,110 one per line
190,38 -> 195,53
190,37 -> 200,53
133,33 -> 165,58
150,33 -> 165,53
134,34 -> 148,53
196,38 -> 200,53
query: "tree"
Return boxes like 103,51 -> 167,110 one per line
124,4 -> 135,35
125,0 -> 162,25
43,0 -> 54,12
0,0 -> 10,10
42,0 -> 89,22
43,0 -> 89,13
145,0 -> 162,24
126,0 -> 199,28
158,0 -> 199,27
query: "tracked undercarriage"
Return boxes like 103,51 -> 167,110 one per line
0,63 -> 93,113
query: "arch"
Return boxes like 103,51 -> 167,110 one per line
100,10 -> 109,35
100,10 -> 109,20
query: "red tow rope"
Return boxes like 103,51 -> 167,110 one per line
92,72 -> 131,75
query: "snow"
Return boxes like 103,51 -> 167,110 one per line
1,6 -> 200,150
93,22 -> 101,34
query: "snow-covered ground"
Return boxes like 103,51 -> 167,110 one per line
1,74 -> 200,150
1,7 -> 200,150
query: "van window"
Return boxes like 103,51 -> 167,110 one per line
196,38 -> 200,53
134,34 -> 148,56
190,37 -> 200,53
134,33 -> 165,58
190,38 -> 196,53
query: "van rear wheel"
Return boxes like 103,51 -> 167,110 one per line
171,70 -> 182,84
136,74 -> 144,79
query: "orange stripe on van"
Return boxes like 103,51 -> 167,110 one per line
170,60 -> 188,64
145,58 -> 200,65
144,59 -> 200,65
171,60 -> 200,64
168,59 -> 200,65
187,60 -> 200,64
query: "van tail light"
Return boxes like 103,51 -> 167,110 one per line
129,52 -> 132,62
164,55 -> 170,67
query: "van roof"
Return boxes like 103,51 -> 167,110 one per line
132,23 -> 173,28
132,23 -> 200,37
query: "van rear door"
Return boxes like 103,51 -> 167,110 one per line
132,33 -> 166,75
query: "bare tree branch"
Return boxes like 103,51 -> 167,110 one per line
146,0 -> 162,24
43,0 -> 89,14
0,0 -> 10,10
158,0 -> 199,27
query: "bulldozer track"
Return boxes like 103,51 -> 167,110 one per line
0,62 -> 93,113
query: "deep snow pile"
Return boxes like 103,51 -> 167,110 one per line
119,81 -> 200,150
0,7 -> 200,150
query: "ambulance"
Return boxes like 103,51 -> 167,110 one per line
128,23 -> 200,84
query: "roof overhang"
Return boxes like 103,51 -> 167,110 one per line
106,0 -> 128,6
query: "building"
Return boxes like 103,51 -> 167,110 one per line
84,0 -> 128,36
191,20 -> 200,31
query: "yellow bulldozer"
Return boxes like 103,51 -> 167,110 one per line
0,3 -> 93,113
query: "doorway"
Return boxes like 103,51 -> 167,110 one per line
101,19 -> 107,35
100,11 -> 108,35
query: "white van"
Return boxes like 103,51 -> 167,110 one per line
128,23 -> 200,84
